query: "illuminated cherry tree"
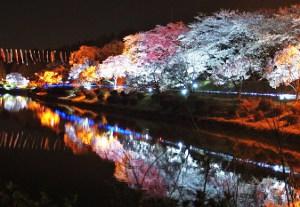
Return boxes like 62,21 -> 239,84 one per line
210,56 -> 254,86
123,22 -> 188,90
265,44 -> 300,98
178,9 -> 300,91
179,11 -> 263,86
138,22 -> 188,65
162,52 -> 201,89
123,33 -> 145,64
261,5 -> 300,98
65,5 -> 300,92
97,55 -> 137,89
68,59 -> 91,81
5,73 -> 29,89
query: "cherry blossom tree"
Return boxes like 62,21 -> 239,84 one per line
265,44 -> 300,99
162,52 -> 200,89
179,9 -> 300,93
97,55 -> 137,89
180,11 -> 263,87
123,22 -> 188,91
123,33 -> 145,65
68,59 -> 91,81
246,11 -> 300,68
5,73 -> 29,89
138,22 -> 188,66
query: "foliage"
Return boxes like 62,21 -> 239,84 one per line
0,181 -> 77,207
36,71 -> 63,85
69,45 -> 101,65
265,44 -> 300,90
123,22 -> 188,90
99,40 -> 124,61
5,72 -> 29,88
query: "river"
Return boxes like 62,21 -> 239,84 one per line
0,94 -> 298,206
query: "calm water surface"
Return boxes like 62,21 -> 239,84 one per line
0,94 -> 299,206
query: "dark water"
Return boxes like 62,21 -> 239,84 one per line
0,94 -> 299,206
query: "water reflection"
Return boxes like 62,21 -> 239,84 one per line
2,94 -> 28,112
0,94 -> 299,206
28,102 -> 61,131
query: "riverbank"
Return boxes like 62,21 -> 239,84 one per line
2,88 -> 300,146
30,89 -> 300,136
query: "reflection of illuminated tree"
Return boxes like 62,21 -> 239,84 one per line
64,123 -> 89,154
115,154 -> 167,197
120,141 -> 202,201
2,94 -> 28,112
27,102 -> 60,132
93,133 -> 125,162
38,109 -> 60,130
58,109 -> 299,205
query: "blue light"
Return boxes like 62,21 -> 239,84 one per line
54,109 -> 144,139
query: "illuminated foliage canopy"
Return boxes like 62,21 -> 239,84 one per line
22,4 -> 300,94
265,44 -> 300,89
123,22 -> 188,89
5,73 -> 29,88
179,10 -> 300,87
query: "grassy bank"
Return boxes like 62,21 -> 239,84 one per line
24,88 -> 300,139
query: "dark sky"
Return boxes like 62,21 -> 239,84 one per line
0,0 -> 298,49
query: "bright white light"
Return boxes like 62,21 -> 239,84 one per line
181,89 -> 188,96
278,94 -> 296,101
178,142 -> 183,150
192,83 -> 198,89
148,88 -> 153,93
145,134 -> 149,140
3,94 -> 28,112
83,82 -> 92,90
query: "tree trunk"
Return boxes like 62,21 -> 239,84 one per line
238,79 -> 244,100
114,77 -> 117,90
232,80 -> 242,99
153,82 -> 160,94
296,79 -> 300,101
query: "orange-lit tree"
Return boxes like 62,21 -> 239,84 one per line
35,66 -> 66,86
69,45 -> 101,65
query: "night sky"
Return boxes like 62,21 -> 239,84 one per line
0,0 -> 298,49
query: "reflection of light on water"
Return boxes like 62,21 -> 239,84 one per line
3,95 -> 296,206
61,109 -> 299,205
0,94 -> 60,131
279,94 -> 296,100
55,109 -> 143,138
115,155 -> 167,197
2,94 -> 28,112
93,132 -> 125,162
39,109 -> 60,129
27,101 -> 60,132
64,123 -> 88,154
